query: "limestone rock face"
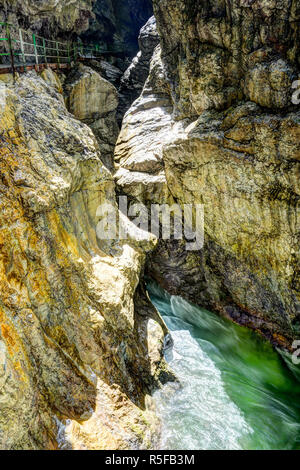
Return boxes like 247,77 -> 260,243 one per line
152,0 -> 299,118
115,1 -> 300,347
64,64 -> 119,170
115,46 -> 174,204
118,16 -> 160,120
147,107 -> 300,346
40,68 -> 64,94
0,70 -> 168,449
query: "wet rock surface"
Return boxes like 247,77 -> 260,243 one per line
1,0 -> 300,451
152,0 -> 300,118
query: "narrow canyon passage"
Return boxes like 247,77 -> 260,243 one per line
0,0 -> 299,451
148,282 -> 300,451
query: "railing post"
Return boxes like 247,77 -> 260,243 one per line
32,33 -> 39,66
6,23 -> 16,76
67,42 -> 70,64
19,28 -> 25,65
56,41 -> 60,65
43,38 -> 47,65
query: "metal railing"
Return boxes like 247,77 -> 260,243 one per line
0,22 -> 124,73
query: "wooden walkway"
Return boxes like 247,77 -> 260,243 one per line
0,22 -> 124,75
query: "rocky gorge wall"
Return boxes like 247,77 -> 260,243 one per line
0,0 -> 300,451
115,0 -> 300,348
0,68 -> 171,449
0,0 -> 153,57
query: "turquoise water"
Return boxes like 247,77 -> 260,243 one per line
147,281 -> 300,450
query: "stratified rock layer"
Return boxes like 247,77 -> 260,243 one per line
0,70 -> 168,449
115,1 -> 300,347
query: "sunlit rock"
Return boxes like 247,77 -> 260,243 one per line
0,71 -> 169,449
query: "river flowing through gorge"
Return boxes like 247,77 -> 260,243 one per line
0,0 -> 299,451
148,282 -> 300,451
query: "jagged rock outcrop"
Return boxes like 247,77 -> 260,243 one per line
64,64 -> 119,170
115,0 -> 300,348
0,69 -> 170,449
118,16 -> 160,120
115,46 -> 174,203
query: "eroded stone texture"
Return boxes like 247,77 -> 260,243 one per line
64,64 -> 119,170
152,0 -> 299,117
87,60 -> 123,89
118,16 -> 160,121
147,108 -> 300,346
115,46 -> 175,205
115,1 -> 300,347
0,71 -> 169,449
